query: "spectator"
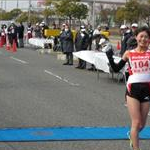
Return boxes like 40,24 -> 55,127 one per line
60,24 -> 74,65
99,37 -> 113,53
7,22 -> 18,47
126,23 -> 138,50
0,24 -> 7,45
87,24 -> 93,50
59,23 -> 66,52
104,26 -> 110,38
40,22 -> 49,38
52,22 -> 56,29
119,25 -> 132,56
87,24 -> 96,71
75,25 -> 89,69
93,25 -> 102,50
17,22 -> 24,48
34,22 -> 41,38
27,22 -> 33,40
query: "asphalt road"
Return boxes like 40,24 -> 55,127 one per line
0,46 -> 149,150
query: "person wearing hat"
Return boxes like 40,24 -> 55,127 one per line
99,37 -> 113,53
75,25 -> 89,69
7,22 -> 18,47
60,24 -> 74,65
132,23 -> 138,28
93,25 -> 102,50
27,22 -> 33,40
126,23 -> 138,50
120,24 -> 132,56
40,21 -> 49,38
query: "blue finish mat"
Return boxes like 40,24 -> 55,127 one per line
0,126 -> 150,142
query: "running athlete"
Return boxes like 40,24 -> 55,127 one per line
106,26 -> 150,150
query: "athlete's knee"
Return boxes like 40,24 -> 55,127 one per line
132,120 -> 142,131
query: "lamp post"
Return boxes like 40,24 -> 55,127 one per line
28,0 -> 31,22
4,0 -> 6,11
1,0 -> 3,10
1,0 -> 3,19
17,0 -> 19,9
92,0 -> 96,28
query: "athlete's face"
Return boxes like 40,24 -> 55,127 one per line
136,31 -> 150,49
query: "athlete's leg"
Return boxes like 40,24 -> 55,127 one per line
126,95 -> 141,150
140,101 -> 150,130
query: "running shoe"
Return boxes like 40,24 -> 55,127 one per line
127,131 -> 133,149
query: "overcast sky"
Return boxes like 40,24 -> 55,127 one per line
1,0 -> 38,11
1,0 -> 127,11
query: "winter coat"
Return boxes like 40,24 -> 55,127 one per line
59,29 -> 74,53
75,31 -> 89,51
18,24 -> 24,39
120,31 -> 132,56
126,35 -> 137,50
34,26 -> 41,38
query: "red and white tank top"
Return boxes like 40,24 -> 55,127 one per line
127,49 -> 150,85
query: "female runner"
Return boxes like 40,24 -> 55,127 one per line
106,26 -> 150,150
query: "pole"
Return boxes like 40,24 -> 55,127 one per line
92,0 -> 95,29
17,0 -> 18,9
1,0 -> 3,19
28,0 -> 31,22
1,0 -> 3,10
4,0 -> 6,11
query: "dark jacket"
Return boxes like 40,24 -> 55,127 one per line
7,24 -> 18,39
18,24 -> 24,39
126,35 -> 137,50
34,26 -> 41,38
59,29 -> 74,53
120,31 -> 132,56
75,31 -> 89,51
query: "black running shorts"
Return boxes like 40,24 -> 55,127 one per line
126,83 -> 150,103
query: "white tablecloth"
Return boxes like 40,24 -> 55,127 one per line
94,52 -> 121,73
28,38 -> 54,48
73,51 -> 96,64
73,51 -> 122,73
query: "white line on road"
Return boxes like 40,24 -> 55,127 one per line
10,56 -> 29,64
44,70 -> 80,86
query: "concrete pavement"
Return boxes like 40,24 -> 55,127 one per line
0,46 -> 149,150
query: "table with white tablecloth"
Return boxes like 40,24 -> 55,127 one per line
73,50 -> 96,64
73,51 -> 121,73
28,38 -> 54,48
94,52 -> 127,81
94,52 -> 121,73
73,51 -> 127,82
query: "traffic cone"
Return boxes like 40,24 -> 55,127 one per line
12,39 -> 17,52
117,41 -> 121,50
0,37 -> 3,48
1,36 -> 4,46
6,40 -> 11,51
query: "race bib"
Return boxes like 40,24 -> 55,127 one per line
130,54 -> 150,73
